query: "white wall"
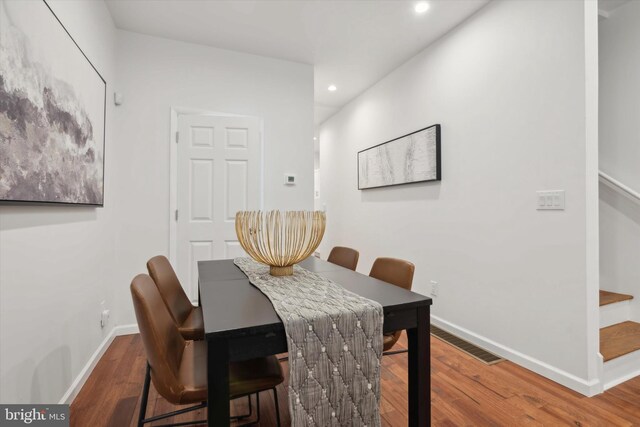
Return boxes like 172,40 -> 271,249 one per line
319,0 -> 600,393
0,3 -> 314,404
599,0 -> 640,320
0,0 -> 117,403
599,1 -> 640,192
112,30 -> 314,325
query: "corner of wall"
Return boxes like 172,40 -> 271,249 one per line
584,0 -> 602,386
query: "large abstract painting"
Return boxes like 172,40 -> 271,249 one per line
0,0 -> 106,206
358,124 -> 441,190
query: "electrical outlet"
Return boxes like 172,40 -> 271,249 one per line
430,280 -> 439,297
100,301 -> 110,328
101,309 -> 110,328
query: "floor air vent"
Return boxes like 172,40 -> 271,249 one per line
430,325 -> 504,365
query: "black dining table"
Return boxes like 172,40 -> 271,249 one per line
198,257 -> 432,426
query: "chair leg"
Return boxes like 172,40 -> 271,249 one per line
383,348 -> 408,356
139,402 -> 207,426
273,387 -> 281,427
137,363 -> 151,427
230,394 -> 253,421
138,365 -> 272,427
234,393 -> 259,427
138,363 -> 206,427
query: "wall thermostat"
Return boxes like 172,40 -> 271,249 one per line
284,174 -> 296,185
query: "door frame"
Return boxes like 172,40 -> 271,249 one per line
168,107 -> 264,268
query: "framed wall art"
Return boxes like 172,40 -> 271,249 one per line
358,124 -> 441,190
0,0 -> 107,206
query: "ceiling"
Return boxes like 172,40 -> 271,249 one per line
105,0 -> 490,125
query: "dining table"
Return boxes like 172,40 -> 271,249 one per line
198,257 -> 433,426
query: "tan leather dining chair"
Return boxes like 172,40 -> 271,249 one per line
147,255 -> 204,340
369,257 -> 415,352
131,274 -> 284,427
327,246 -> 360,271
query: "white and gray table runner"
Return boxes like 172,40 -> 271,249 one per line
234,257 -> 384,426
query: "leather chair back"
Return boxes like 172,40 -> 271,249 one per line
370,257 -> 415,351
369,257 -> 415,290
131,274 -> 186,403
327,246 -> 360,271
147,256 -> 192,326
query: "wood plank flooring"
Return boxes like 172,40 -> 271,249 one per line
70,333 -> 640,426
600,290 -> 634,307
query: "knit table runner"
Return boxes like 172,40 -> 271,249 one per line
234,257 -> 383,426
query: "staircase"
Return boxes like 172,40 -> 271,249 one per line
598,170 -> 640,390
599,290 -> 640,389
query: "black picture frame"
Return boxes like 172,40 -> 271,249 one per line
357,124 -> 441,190
0,0 -> 107,207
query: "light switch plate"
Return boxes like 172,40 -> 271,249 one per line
536,190 -> 565,210
114,92 -> 123,106
430,280 -> 439,297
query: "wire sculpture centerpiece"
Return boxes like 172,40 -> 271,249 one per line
235,210 -> 326,276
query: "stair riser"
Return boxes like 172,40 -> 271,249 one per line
600,301 -> 631,328
603,349 -> 640,390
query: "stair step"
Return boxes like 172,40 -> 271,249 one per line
600,290 -> 633,307
602,347 -> 640,390
600,299 -> 632,328
601,321 -> 640,362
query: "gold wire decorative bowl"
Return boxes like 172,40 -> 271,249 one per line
235,210 -> 326,276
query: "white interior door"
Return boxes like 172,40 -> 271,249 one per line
176,114 -> 261,300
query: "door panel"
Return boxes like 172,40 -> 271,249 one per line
226,160 -> 248,220
190,126 -> 214,147
189,241 -> 213,298
176,114 -> 260,300
226,127 -> 249,148
224,240 -> 246,259
190,159 -> 214,221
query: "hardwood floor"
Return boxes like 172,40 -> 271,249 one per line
71,333 -> 640,426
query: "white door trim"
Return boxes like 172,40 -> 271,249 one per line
168,107 -> 264,268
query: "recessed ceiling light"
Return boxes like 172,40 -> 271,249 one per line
328,85 -> 337,92
414,2 -> 430,14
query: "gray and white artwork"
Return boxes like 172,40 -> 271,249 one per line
358,124 -> 440,189
0,0 -> 106,205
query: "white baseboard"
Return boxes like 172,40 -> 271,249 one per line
603,349 -> 640,390
430,315 -> 602,396
115,323 -> 140,337
58,324 -> 139,405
